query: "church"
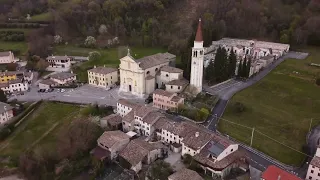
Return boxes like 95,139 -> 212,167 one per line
119,19 -> 204,97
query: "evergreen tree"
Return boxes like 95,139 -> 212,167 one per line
213,46 -> 222,82
0,89 -> 7,102
205,58 -> 214,83
228,49 -> 237,78
242,57 -> 247,78
220,47 -> 229,81
237,60 -> 242,78
246,58 -> 252,78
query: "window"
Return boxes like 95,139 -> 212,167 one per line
231,149 -> 233,152
318,173 -> 320,176
309,176 -> 312,180
171,86 -> 173,89
166,74 -> 169,77
146,71 -> 150,74
155,68 -> 158,71
311,170 -> 314,173
178,86 -> 180,90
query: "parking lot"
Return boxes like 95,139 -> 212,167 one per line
10,84 -> 145,106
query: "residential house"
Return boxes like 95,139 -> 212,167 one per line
0,102 -> 14,125
306,146 -> 320,180
0,51 -> 14,64
119,138 -> 167,173
88,66 -> 118,90
152,89 -> 184,111
0,71 -> 17,83
100,114 -> 122,130
134,111 -> 165,136
261,165 -> 301,180
94,130 -> 130,160
38,79 -> 57,89
156,65 -> 183,88
0,79 -> 29,93
168,168 -> 203,180
46,55 -> 72,72
165,79 -> 189,93
117,99 -> 137,117
50,72 -> 76,85
23,71 -> 34,83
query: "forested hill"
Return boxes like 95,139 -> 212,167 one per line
0,0 -> 320,52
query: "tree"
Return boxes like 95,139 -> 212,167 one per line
316,78 -> 320,86
36,59 -> 49,72
228,49 -> 237,78
246,58 -> 252,78
237,60 -> 242,78
0,89 -> 7,102
54,35 -> 63,44
205,59 -> 214,84
147,160 -> 174,180
241,57 -> 247,78
213,47 -> 229,82
280,34 -> 290,44
89,51 -> 101,61
84,36 -> 96,47
98,24 -> 108,35
28,29 -> 53,57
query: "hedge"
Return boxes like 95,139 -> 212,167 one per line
0,23 -> 40,29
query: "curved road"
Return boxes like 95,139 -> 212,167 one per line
203,51 -> 309,178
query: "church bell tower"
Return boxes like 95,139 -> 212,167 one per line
190,18 -> 204,94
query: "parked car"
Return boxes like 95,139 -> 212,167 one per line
60,89 -> 65,93
38,89 -> 45,93
48,88 -> 54,92
145,95 -> 153,104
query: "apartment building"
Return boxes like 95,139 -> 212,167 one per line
0,102 -> 13,125
50,72 -> 76,85
117,99 -> 137,117
0,79 -> 29,93
156,65 -> 183,88
306,146 -> 320,180
46,55 -> 72,72
88,66 -> 118,89
153,89 -> 184,111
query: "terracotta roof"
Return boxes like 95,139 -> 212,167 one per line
92,146 -> 110,160
40,79 -> 56,86
8,79 -> 23,84
50,72 -> 76,80
168,168 -> 203,180
142,111 -> 165,125
261,165 -> 301,180
195,19 -> 203,42
118,99 -> 138,109
0,71 -> 19,77
311,156 -> 320,168
166,79 -> 189,87
160,66 -> 183,73
135,105 -> 156,118
153,89 -> 175,98
0,51 -> 11,57
135,53 -> 175,69
0,83 -> 9,88
119,139 -> 161,166
88,66 -> 117,75
194,148 -> 248,171
180,122 -> 213,150
101,114 -> 122,126
123,110 -> 135,123
97,131 -> 130,149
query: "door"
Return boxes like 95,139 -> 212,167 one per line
129,85 -> 132,92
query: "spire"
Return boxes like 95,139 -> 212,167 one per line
127,48 -> 131,56
195,18 -> 203,42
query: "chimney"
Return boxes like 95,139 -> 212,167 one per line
277,175 -> 281,180
195,132 -> 199,137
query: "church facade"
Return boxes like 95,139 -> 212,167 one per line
119,52 -> 178,97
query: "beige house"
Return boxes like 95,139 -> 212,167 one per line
96,130 -> 130,160
119,139 -> 166,173
50,72 -> 76,85
0,51 -> 14,64
119,51 -> 176,97
0,102 -> 14,126
46,55 -> 71,72
152,89 -> 184,111
168,168 -> 203,180
156,66 -> 183,88
38,79 -> 57,89
88,66 -> 118,89
165,79 -> 189,93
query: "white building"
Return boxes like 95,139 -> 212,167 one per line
88,66 -> 118,89
119,50 -> 176,97
0,51 -> 14,64
165,79 -> 189,93
190,19 -> 204,94
46,55 -> 71,72
50,72 -> 76,85
306,146 -> 320,180
38,79 -> 57,89
0,102 -> 14,125
0,79 -> 29,93
156,66 -> 183,88
117,99 -> 138,117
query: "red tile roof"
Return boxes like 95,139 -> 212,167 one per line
195,18 -> 203,42
261,166 -> 301,180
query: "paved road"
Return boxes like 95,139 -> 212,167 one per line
203,51 -> 309,178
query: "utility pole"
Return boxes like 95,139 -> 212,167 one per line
250,127 -> 255,147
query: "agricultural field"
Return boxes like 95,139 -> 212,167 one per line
0,102 -> 82,161
30,12 -> 53,21
219,47 -> 320,166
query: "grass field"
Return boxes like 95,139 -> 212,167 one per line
30,12 -> 53,21
0,41 -> 28,55
54,45 -> 167,82
0,102 -> 82,160
219,47 -> 320,166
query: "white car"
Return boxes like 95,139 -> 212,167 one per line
60,89 -> 65,93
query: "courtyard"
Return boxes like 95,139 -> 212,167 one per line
218,47 -> 320,166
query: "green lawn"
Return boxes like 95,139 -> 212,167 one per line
0,41 -> 28,55
0,28 -> 32,33
54,45 -> 167,82
30,12 -> 53,21
219,47 -> 320,166
0,102 -> 82,159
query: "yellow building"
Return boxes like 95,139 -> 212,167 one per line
87,66 -> 118,90
0,72 -> 18,83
